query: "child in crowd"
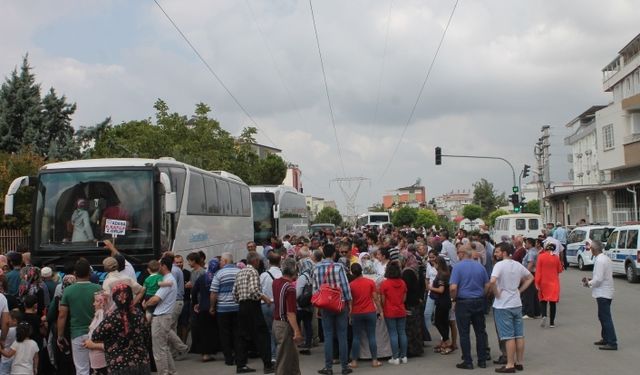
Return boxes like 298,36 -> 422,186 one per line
143,260 -> 172,320
0,309 -> 22,375
0,322 -> 39,375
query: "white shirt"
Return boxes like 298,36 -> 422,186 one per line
260,266 -> 282,303
123,260 -> 137,281
441,240 -> 459,266
2,327 -> 15,364
425,262 -> 437,294
10,339 -> 39,375
589,253 -> 615,299
491,259 -> 531,309
153,273 -> 177,316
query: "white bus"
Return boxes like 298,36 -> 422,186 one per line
4,158 -> 253,272
356,211 -> 391,228
250,185 -> 308,246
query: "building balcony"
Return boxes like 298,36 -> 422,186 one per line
623,135 -> 640,167
602,52 -> 640,92
622,93 -> 640,111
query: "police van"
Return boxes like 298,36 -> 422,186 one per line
604,225 -> 640,283
566,225 -> 615,270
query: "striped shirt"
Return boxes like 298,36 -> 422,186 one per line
210,264 -> 240,313
312,259 -> 352,302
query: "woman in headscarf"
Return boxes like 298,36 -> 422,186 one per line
190,258 -> 220,361
358,252 -> 377,276
400,251 -> 424,357
47,274 -> 76,374
535,242 -> 563,328
19,266 -> 49,316
89,284 -> 151,374
296,256 -> 314,355
86,291 -> 108,374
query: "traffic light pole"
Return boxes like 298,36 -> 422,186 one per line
439,153 -> 517,188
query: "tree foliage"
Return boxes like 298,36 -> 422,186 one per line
392,206 -> 418,227
314,207 -> 343,226
462,204 -> 483,221
0,56 -> 79,160
522,199 -> 540,214
487,209 -> 510,227
472,178 -> 507,218
414,209 -> 439,229
0,149 -> 45,231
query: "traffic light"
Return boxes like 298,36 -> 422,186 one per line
519,195 -> 526,212
512,186 -> 519,193
435,147 -> 442,165
523,164 -> 531,178
510,193 -> 520,212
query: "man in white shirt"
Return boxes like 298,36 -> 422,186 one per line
490,243 -> 533,373
440,230 -> 459,266
260,251 -> 281,363
583,240 -> 618,351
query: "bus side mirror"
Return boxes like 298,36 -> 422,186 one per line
273,204 -> 280,219
4,176 -> 32,216
165,192 -> 177,214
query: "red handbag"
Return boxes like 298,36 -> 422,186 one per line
311,263 -> 344,313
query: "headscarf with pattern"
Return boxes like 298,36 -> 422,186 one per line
110,283 -> 134,340
18,266 -> 44,298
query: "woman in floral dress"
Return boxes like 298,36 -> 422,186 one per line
89,283 -> 151,374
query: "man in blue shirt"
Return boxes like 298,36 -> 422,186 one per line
450,245 -> 490,370
553,223 -> 569,268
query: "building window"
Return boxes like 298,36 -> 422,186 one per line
603,124 -> 614,150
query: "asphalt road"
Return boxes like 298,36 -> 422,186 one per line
174,268 -> 639,375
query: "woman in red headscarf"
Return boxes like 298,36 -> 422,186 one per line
87,284 -> 151,374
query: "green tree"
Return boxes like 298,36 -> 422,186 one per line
253,154 -> 288,185
487,209 -> 509,227
462,204 -> 483,221
0,56 -> 42,154
473,178 -> 507,218
314,207 -> 343,226
414,209 -> 439,229
0,149 -> 45,231
522,199 -> 540,214
0,56 -> 79,159
391,206 -> 418,227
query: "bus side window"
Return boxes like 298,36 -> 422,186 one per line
204,176 -> 220,215
240,186 -> 251,216
229,183 -> 242,216
169,167 -> 186,212
187,173 -> 206,215
216,179 -> 231,215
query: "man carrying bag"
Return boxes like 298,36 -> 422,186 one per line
312,244 -> 353,375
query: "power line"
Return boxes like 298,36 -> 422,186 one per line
308,0 -> 346,177
151,0 -> 278,149
378,0 -> 460,180
243,0 -> 307,126
371,0 -> 394,131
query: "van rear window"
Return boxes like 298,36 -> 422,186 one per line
516,219 -> 526,230
529,219 -> 539,230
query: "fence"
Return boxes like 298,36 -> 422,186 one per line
0,229 -> 30,253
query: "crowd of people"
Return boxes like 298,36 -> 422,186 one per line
0,222 -> 618,375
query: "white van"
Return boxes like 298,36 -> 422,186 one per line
491,214 -> 543,243
604,225 -> 640,283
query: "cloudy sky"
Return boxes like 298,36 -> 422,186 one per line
2,0 -> 637,213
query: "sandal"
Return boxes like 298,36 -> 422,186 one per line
372,360 -> 382,368
440,346 -> 457,355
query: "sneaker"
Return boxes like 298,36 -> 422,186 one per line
388,358 -> 400,365
540,317 -> 547,328
522,315 -> 531,320
317,369 -> 334,375
549,324 -> 556,328
400,357 -> 408,364
237,366 -> 257,374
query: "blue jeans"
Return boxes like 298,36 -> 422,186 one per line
261,303 -> 276,360
384,317 -> 407,359
455,298 -> 488,365
351,312 -> 378,360
321,308 -> 349,370
424,297 -> 435,336
596,298 -> 617,347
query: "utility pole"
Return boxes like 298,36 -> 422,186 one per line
534,125 -> 551,221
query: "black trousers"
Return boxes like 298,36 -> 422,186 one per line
238,300 -> 272,367
218,311 -> 242,365
521,276 -> 540,317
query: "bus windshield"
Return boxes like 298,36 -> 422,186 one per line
370,214 -> 389,223
34,169 -> 154,251
252,192 -> 275,245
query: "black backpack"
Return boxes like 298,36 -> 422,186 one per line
297,273 -> 313,308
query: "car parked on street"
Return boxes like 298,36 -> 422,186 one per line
566,225 -> 615,270
604,225 -> 640,283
